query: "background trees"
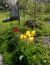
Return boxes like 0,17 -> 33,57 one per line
19,0 -> 50,21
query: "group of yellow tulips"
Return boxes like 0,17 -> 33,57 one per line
20,30 -> 36,42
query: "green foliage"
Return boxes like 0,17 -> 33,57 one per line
0,36 -> 4,47
0,0 -> 50,65
36,29 -> 43,37
7,34 -> 20,53
19,26 -> 31,33
7,41 -> 16,53
10,40 -> 50,65
11,50 -> 31,65
3,52 -> 12,65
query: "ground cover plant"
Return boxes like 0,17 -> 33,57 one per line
0,24 -> 50,65
0,0 -> 50,65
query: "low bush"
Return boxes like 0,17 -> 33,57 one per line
10,40 -> 50,65
11,50 -> 31,65
7,41 -> 16,53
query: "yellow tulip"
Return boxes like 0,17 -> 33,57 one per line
20,34 -> 24,39
31,30 -> 36,36
29,37 -> 34,42
26,31 -> 30,36
23,35 -> 27,39
28,34 -> 31,37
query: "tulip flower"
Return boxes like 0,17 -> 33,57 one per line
23,34 -> 27,39
28,34 -> 31,37
31,30 -> 36,36
26,31 -> 30,36
29,37 -> 34,42
20,34 -> 24,39
13,28 -> 19,33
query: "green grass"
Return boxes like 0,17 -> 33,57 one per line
0,12 -> 50,65
0,12 -> 18,34
0,12 -> 50,37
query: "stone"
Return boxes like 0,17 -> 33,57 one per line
25,20 -> 39,29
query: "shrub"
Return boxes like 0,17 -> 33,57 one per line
11,50 -> 30,65
10,39 -> 50,65
0,36 -> 4,47
2,27 -> 20,53
7,41 -> 16,53
7,34 -> 20,53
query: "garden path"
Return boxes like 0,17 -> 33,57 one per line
42,20 -> 50,45
0,53 -> 4,65
42,36 -> 50,45
46,19 -> 50,25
